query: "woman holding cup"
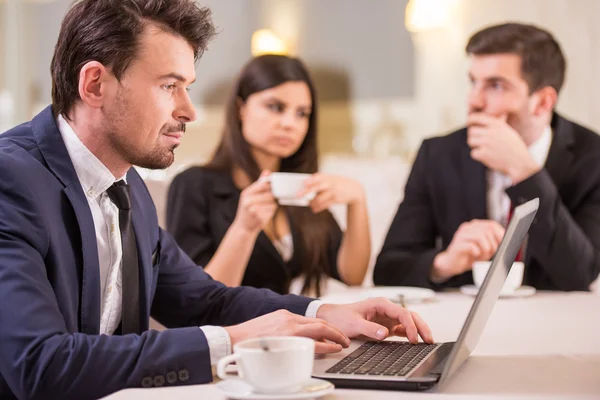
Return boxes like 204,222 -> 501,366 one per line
167,55 -> 370,296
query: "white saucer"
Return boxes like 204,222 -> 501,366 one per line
358,286 -> 436,303
216,378 -> 334,400
459,284 -> 537,298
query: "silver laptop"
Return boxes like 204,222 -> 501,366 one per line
313,198 -> 539,391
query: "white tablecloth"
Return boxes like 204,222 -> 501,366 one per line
104,290 -> 600,399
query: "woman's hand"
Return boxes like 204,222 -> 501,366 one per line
299,173 -> 365,213
233,171 -> 277,234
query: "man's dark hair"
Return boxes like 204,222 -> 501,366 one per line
466,23 -> 566,94
51,0 -> 216,118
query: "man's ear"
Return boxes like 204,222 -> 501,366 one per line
77,61 -> 113,109
531,86 -> 558,116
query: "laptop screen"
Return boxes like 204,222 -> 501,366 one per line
437,198 -> 539,387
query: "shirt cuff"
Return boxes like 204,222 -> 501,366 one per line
199,326 -> 232,367
305,300 -> 325,319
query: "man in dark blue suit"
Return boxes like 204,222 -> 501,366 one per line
0,1 -> 432,399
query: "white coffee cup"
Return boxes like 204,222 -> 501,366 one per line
267,172 -> 316,206
216,336 -> 315,394
472,261 -> 524,294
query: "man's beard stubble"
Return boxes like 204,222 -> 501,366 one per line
107,122 -> 185,171
105,94 -> 186,170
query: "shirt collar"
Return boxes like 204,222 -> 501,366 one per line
528,125 -> 552,167
57,114 -> 126,200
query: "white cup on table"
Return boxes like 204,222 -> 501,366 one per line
216,336 -> 315,394
473,261 -> 524,294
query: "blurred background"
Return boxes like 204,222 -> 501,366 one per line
2,0 -> 600,284
3,0 -> 600,159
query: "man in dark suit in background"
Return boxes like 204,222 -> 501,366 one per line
0,1 -> 433,399
374,23 -> 600,292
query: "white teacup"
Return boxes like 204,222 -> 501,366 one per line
268,172 -> 316,206
216,336 -> 315,394
472,261 -> 524,294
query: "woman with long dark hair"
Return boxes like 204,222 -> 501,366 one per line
166,54 -> 370,296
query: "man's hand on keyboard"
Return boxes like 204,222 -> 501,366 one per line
316,298 -> 434,344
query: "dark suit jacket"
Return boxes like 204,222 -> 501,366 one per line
0,106 -> 313,400
374,113 -> 600,291
166,166 -> 343,295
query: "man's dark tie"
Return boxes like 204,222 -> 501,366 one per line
106,180 -> 140,335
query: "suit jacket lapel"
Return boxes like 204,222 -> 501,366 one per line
32,106 -> 101,334
545,113 -> 575,190
458,141 -> 488,221
62,184 -> 101,334
129,178 -> 152,332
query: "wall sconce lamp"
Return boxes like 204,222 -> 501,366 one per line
405,0 -> 459,32
251,29 -> 289,56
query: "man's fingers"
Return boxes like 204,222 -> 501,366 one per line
470,147 -> 486,162
410,312 -> 434,343
475,222 -> 505,259
476,229 -> 496,259
352,318 -> 390,341
295,323 -> 351,348
490,221 -> 505,243
458,240 -> 482,259
368,300 -> 422,344
467,127 -> 488,148
482,228 -> 501,258
314,341 -> 344,354
458,222 -> 506,261
467,229 -> 493,256
294,315 -> 350,347
467,112 -> 497,127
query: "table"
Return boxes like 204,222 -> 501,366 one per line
104,290 -> 600,399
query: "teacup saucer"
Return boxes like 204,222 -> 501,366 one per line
216,378 -> 334,400
459,284 -> 536,298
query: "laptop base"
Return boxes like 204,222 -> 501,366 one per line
317,377 -> 437,391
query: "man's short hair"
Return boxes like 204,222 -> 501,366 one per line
466,23 -> 566,94
51,0 -> 216,118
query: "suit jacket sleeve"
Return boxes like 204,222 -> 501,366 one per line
166,168 -> 215,266
507,168 -> 600,290
0,161 -> 312,400
151,228 -> 314,328
373,141 -> 441,288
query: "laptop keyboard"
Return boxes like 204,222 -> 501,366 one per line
325,341 -> 438,376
